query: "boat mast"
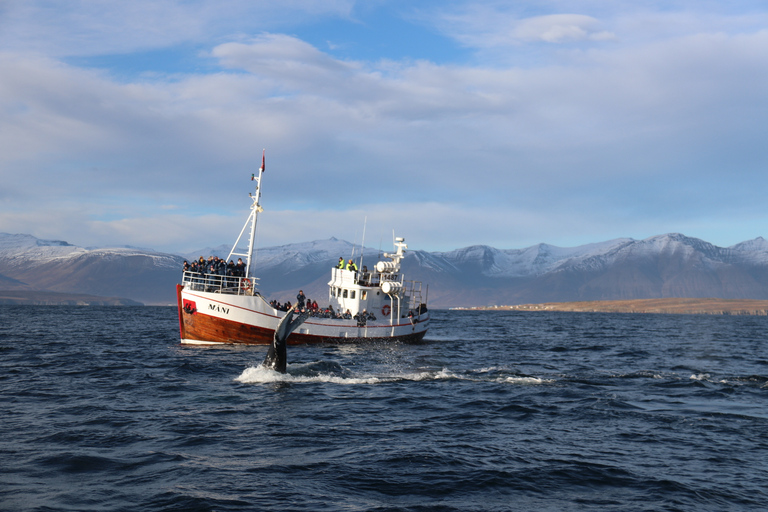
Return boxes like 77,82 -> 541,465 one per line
227,149 -> 265,278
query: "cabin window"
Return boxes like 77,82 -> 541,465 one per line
351,291 -> 356,299
362,291 -> 367,300
343,289 -> 348,298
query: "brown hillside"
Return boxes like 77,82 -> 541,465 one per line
459,298 -> 768,315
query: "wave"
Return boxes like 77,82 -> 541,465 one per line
235,363 -> 554,386
235,364 -> 383,385
236,360 -> 765,390
234,364 -> 462,385
503,376 -> 553,385
599,371 -> 768,388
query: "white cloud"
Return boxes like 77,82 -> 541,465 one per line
2,2 -> 768,253
424,2 -> 768,61
427,7 -> 616,49
0,0 -> 357,57
212,34 -> 357,75
507,14 -> 616,44
0,0 -> 205,56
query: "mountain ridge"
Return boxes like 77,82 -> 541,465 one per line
2,232 -> 768,307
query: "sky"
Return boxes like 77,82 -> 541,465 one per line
1,1 -> 768,254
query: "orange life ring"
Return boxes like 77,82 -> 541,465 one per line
241,278 -> 252,291
381,304 -> 391,316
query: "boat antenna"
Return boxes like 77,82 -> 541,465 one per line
227,148 -> 265,278
359,216 -> 367,270
350,225 -> 359,260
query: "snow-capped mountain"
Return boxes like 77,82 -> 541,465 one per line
183,237 -> 382,266
2,232 -> 768,307
0,233 -> 184,305
430,238 -> 635,278
402,233 -> 768,307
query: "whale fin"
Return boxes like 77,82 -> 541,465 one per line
262,309 -> 311,373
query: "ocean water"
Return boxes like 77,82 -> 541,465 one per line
1,306 -> 767,512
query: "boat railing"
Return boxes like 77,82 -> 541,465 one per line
402,280 -> 426,311
356,271 -> 379,287
181,271 -> 260,295
331,267 -> 404,288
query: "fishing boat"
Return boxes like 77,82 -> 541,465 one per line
176,154 -> 430,345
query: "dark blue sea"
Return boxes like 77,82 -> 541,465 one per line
1,307 -> 767,511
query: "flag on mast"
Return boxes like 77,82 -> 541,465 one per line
252,149 -> 265,180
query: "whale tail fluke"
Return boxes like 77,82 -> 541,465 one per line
262,309 -> 311,373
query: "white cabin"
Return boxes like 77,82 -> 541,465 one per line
327,238 -> 425,321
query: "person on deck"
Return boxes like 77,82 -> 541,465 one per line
214,256 -> 225,276
346,259 -> 358,272
336,257 -> 345,269
297,290 -> 306,310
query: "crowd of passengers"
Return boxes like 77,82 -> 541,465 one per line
183,255 -> 367,282
182,256 -> 246,278
270,290 -> 377,323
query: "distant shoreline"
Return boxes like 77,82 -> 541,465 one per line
452,298 -> 768,315
0,290 -> 143,306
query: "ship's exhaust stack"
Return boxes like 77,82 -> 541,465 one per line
262,309 -> 311,373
